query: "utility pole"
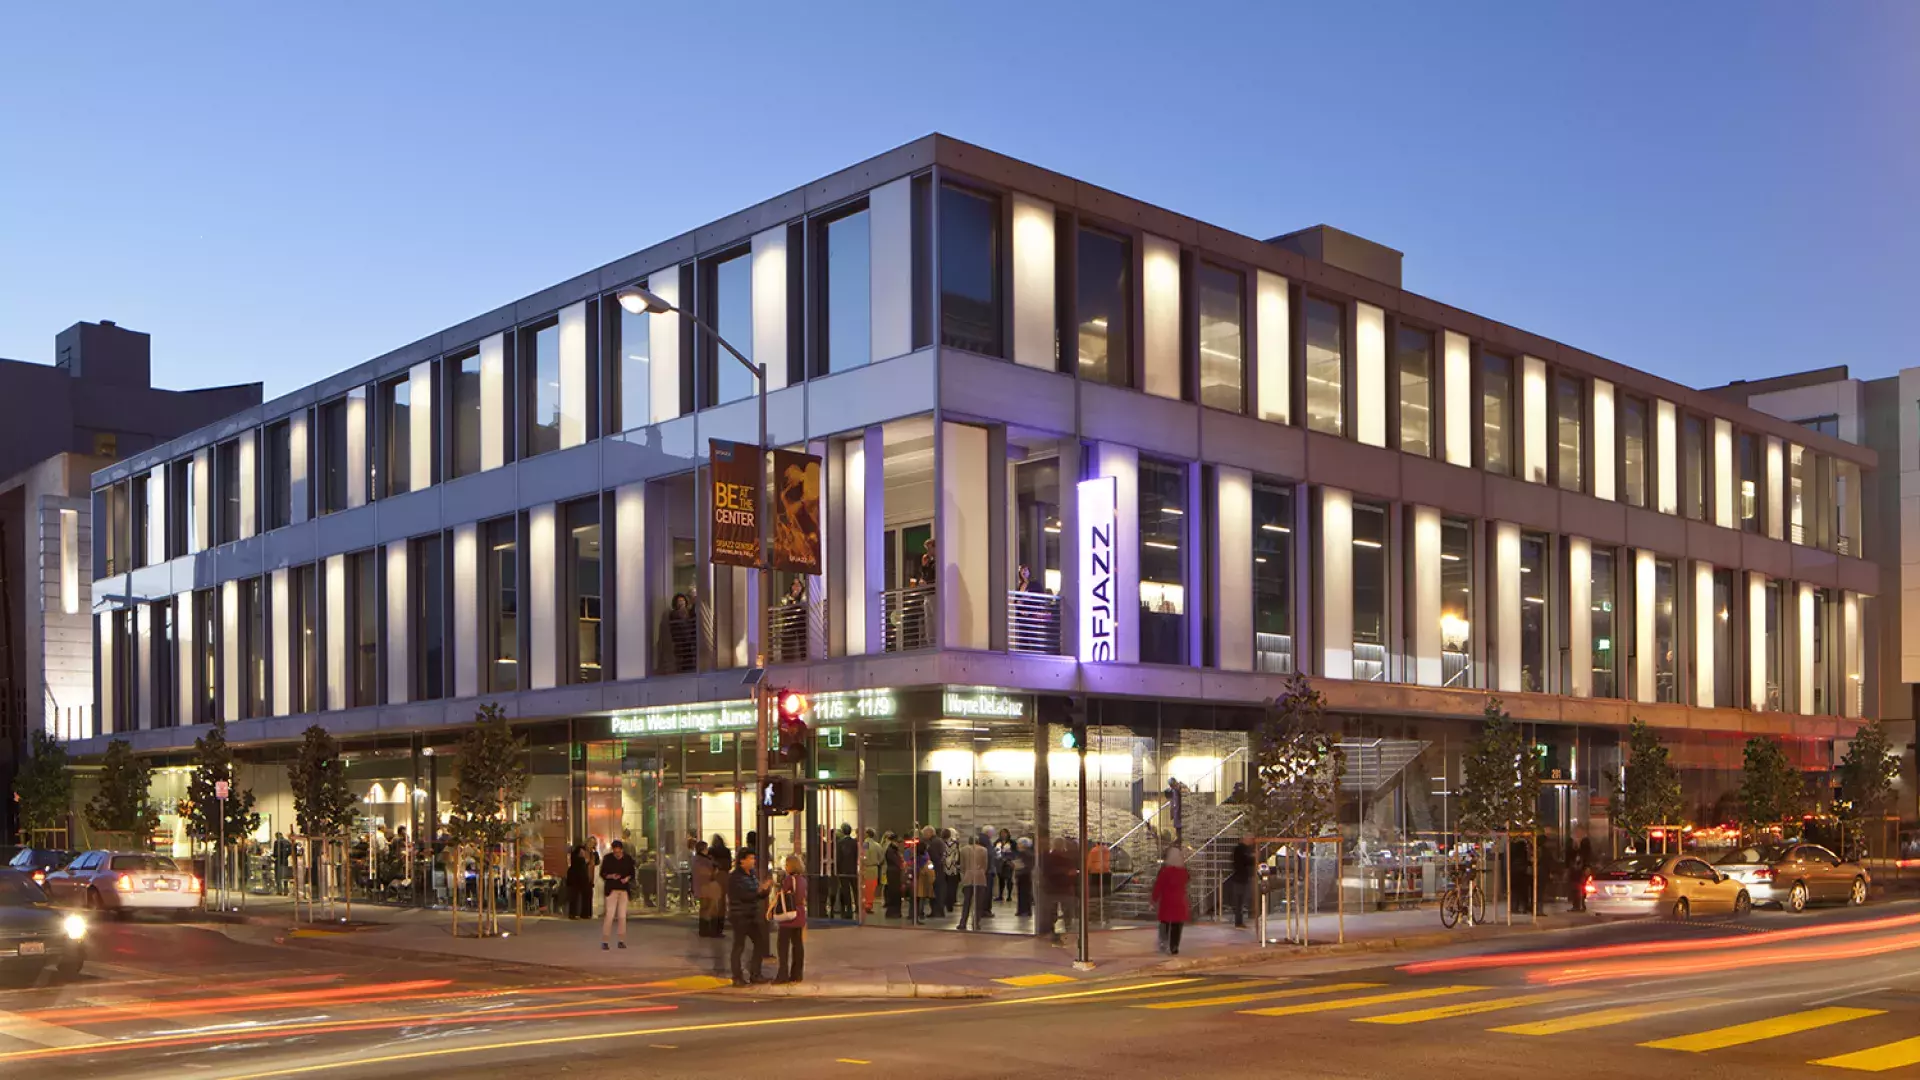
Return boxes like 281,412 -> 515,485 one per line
1075,694 -> 1091,970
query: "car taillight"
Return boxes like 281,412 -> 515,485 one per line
189,875 -> 203,893
1583,879 -> 1597,896
1754,867 -> 1774,881
115,875 -> 135,892
1647,874 -> 1667,892
31,870 -> 45,886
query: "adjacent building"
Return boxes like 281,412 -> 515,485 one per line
68,136 -> 1882,924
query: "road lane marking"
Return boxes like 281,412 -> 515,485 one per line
1492,997 -> 1728,1036
1135,983 -> 1383,1010
836,1059 -> 871,1065
1641,1006 -> 1885,1052
0,1010 -> 106,1048
1241,986 -> 1483,1018
1815,1035 -> 1920,1072
661,976 -> 731,990
1096,981 -> 1289,1005
1356,989 -> 1591,1025
995,973 -> 1077,987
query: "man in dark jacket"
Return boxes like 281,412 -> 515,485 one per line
1226,837 -> 1255,928
599,840 -> 636,949
728,850 -> 772,986
835,825 -> 860,919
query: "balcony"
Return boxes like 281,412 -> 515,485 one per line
1255,632 -> 1294,674
883,584 -> 938,652
1008,590 -> 1061,654
767,602 -> 817,664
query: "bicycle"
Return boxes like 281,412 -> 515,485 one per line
1439,860 -> 1487,929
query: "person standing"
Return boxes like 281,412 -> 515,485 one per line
1566,832 -> 1592,913
728,850 -> 772,986
1014,836 -> 1035,918
882,832 -> 905,919
566,843 -> 594,919
271,832 -> 293,895
1226,835 -> 1255,929
956,835 -> 990,931
599,840 -> 636,950
772,854 -> 808,984
692,841 -> 722,937
993,829 -> 1016,904
922,828 -> 948,918
1151,846 -> 1191,956
835,825 -> 860,920
861,828 -> 883,914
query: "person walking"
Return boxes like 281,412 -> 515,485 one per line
728,849 -> 772,986
1151,846 -> 1191,956
599,840 -> 636,950
1226,835 -> 1254,928
956,836 -> 990,931
271,832 -> 293,895
693,841 -> 722,937
940,828 -> 961,915
566,843 -> 594,919
772,854 -> 808,984
861,828 -> 883,914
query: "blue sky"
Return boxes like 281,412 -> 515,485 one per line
1,3 -> 1913,400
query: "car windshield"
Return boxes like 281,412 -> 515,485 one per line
1716,845 -> 1788,866
1604,855 -> 1668,875
110,855 -> 179,873
0,873 -> 49,905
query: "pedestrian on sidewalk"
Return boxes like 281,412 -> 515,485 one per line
772,854 -> 807,984
693,841 -> 723,937
993,828 -> 1015,903
956,835 -> 989,931
882,832 -> 905,919
1151,846 -> 1190,956
566,843 -> 594,919
835,824 -> 860,920
914,841 -> 936,919
1566,831 -> 1592,913
861,828 -> 883,914
1014,836 -> 1035,917
922,828 -> 948,918
940,828 -> 961,916
1226,835 -> 1254,929
600,840 -> 636,950
728,849 -> 772,986
975,826 -> 995,918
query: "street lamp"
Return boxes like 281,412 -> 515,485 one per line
615,284 -> 774,865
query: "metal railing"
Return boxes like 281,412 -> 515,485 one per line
1008,590 -> 1061,654
1255,632 -> 1294,674
767,603 -> 815,664
882,584 -> 938,652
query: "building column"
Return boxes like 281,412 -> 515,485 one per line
1011,194 -> 1056,371
453,523 -> 479,697
135,605 -> 153,731
1521,356 -> 1548,484
1655,401 -> 1678,514
835,429 -> 886,656
1765,436 -> 1784,540
1142,235 -> 1181,400
346,386 -> 369,509
1713,418 -> 1735,528
1355,303 -> 1387,448
325,555 -> 347,708
614,483 -> 648,679
1493,522 -> 1522,692
480,333 -> 507,470
191,447 -> 211,553
647,272 -> 683,424
869,178 -> 913,364
238,429 -> 257,539
410,361 -> 434,493
1214,466 -> 1254,672
1633,550 -> 1656,703
559,301 -> 590,447
288,411 -> 310,526
1093,442 -> 1141,665
1843,591 -> 1863,718
1591,381 -> 1616,501
176,590 -> 195,724
97,612 -> 116,735
751,229 -> 789,391
938,421 -> 991,649
1254,271 -> 1290,423
1694,561 -> 1715,707
387,540 -> 410,705
222,581 -> 241,720
1567,537 -> 1593,697
1443,332 -> 1472,467
528,503 -> 558,688
1748,572 -> 1768,711
1797,582 -> 1815,715
271,568 -> 292,716
1409,505 -> 1443,686
1316,487 -> 1353,679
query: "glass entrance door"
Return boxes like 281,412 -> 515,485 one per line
806,781 -> 861,923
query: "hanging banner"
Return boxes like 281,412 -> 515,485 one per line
771,448 -> 824,575
1078,476 -> 1119,663
709,439 -> 762,568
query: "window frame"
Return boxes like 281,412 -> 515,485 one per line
936,180 -> 1005,358
1391,320 -> 1436,458
1192,259 -> 1247,414
518,316 -> 564,458
1476,347 -> 1514,476
811,197 -> 874,378
1300,293 -> 1348,437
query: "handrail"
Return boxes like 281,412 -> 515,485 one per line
1104,747 -> 1249,858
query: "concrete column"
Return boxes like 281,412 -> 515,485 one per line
1713,418 -> 1734,528
648,272 -> 684,423
1797,582 -> 1815,715
387,540 -> 410,705
528,502 -> 558,689
1215,466 -> 1254,672
410,361 -> 434,493
1591,381 -> 1615,501
1843,591 -> 1863,718
271,568 -> 292,716
453,523 -> 479,697
1255,271 -> 1289,424
1567,537 -> 1593,697
1694,561 -> 1715,706
1355,303 -> 1387,448
560,301 -> 590,447
346,386 -> 368,509
238,429 -> 257,539
1142,235 -> 1181,400
222,580 -> 240,720
325,554 -> 347,708
1634,550 -> 1656,703
97,613 -> 115,734
752,228 -> 789,391
1410,505 -> 1443,686
1521,356 -> 1547,484
176,590 -> 195,725
1655,401 -> 1678,514
1318,487 -> 1353,679
1443,332 -> 1472,467
135,605 -> 153,730
1749,572 -> 1768,710
939,422 -> 991,649
615,482 -> 648,679
480,333 -> 507,470
1765,436 -> 1784,540
192,447 -> 210,553
289,411 -> 310,526
869,178 -> 913,364
839,429 -> 886,655
1011,193 -> 1056,371
146,465 -> 167,566
1494,522 -> 1522,692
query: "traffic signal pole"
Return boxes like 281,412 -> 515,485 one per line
1077,709 -> 1090,969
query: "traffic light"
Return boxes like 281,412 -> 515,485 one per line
773,688 -> 810,765
1048,695 -> 1089,752
759,776 -> 804,815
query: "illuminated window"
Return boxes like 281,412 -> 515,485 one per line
1681,414 -> 1707,521
1440,517 -> 1473,688
1196,263 -> 1244,412
1590,549 -> 1616,699
1395,326 -> 1433,457
485,517 -> 519,693
1737,432 -> 1760,533
567,500 -> 603,685
1304,297 -> 1344,436
1352,502 -> 1388,681
1653,558 -> 1678,703
1554,375 -> 1583,492
1138,458 -> 1186,664
1620,395 -> 1649,508
1253,480 -> 1294,674
378,374 -> 413,497
1075,229 -> 1131,387
1520,533 -> 1549,692
1480,351 -> 1512,475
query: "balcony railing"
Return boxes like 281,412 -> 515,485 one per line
1255,632 -> 1294,674
883,584 -> 938,652
1354,641 -> 1388,682
1008,590 -> 1061,654
767,602 -> 817,664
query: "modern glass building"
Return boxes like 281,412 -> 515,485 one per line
73,135 -> 1880,927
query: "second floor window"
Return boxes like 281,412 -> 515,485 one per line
1738,432 -> 1761,533
485,517 -> 519,693
450,350 -> 482,477
318,396 -> 349,514
1481,351 -> 1513,476
380,375 -> 413,497
1138,458 -> 1186,665
263,418 -> 292,530
1620,395 -> 1649,508
1076,228 -> 1131,387
215,439 -> 241,544
526,321 -> 562,456
704,250 -> 755,407
1304,297 -> 1344,436
939,184 -> 1002,357
1682,414 -> 1708,521
1395,325 -> 1433,457
1554,375 -> 1583,492
1196,263 -> 1244,412
820,207 -> 873,373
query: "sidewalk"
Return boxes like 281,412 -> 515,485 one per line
219,894 -> 1593,998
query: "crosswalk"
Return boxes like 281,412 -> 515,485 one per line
1085,976 -> 1920,1072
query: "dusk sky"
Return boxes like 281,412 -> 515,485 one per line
2,3 -> 1913,400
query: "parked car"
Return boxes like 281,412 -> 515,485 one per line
1714,843 -> 1868,912
43,851 -> 202,915
6,848 -> 73,888
1585,853 -> 1752,919
0,870 -> 86,980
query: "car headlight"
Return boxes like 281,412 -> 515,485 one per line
63,914 -> 87,941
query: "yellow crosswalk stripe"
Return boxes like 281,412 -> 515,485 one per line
1097,980 -> 1291,1005
1814,1036 -> 1920,1073
995,973 -> 1078,988
1641,1006 -> 1884,1053
1135,982 -> 1383,1010
1357,989 -> 1591,1025
1242,985 -> 1482,1018
1492,997 -> 1728,1037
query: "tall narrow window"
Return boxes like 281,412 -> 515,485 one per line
450,350 -> 482,478
1738,432 -> 1760,533
351,550 -> 380,707
1352,502 -> 1389,681
129,476 -> 148,569
153,600 -> 175,728
1011,455 -> 1063,653
318,397 -> 348,515
525,322 -> 562,457
1253,480 -> 1294,674
242,577 -> 266,719
1554,374 -> 1583,492
704,251 -> 755,406
413,535 -> 445,701
102,481 -> 128,575
567,500 -> 603,684
1395,326 -> 1433,456
1590,549 -> 1616,698
263,418 -> 292,530
1481,351 -> 1513,475
1833,460 -> 1859,556
1653,558 -> 1678,703
1441,518 -> 1473,688
1764,580 -> 1783,710
820,208 -> 872,373
612,299 -> 652,431
485,517 -> 519,692
1138,458 -> 1186,665
215,440 -> 241,544
166,458 -> 191,557
1713,568 -> 1734,708
1304,297 -> 1344,436
1788,445 -> 1806,543
197,588 -> 219,723
939,184 -> 1002,357
291,564 -> 318,715
380,375 -> 412,497
1520,533 -> 1549,692
1682,414 -> 1707,521
1076,228 -> 1131,387
1196,264 -> 1244,412
1620,395 -> 1649,508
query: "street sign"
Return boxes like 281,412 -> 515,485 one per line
214,780 -> 230,801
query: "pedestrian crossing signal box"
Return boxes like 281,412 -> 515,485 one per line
760,777 -> 805,815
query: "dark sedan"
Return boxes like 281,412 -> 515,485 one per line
0,870 -> 87,980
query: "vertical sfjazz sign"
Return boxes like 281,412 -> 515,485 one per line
1078,476 -> 1119,662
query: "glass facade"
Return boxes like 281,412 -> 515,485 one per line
1481,352 -> 1512,475
1252,480 -> 1293,674
1682,414 -> 1707,521
822,209 -> 872,373
1304,296 -> 1344,435
939,184 -> 1001,356
1395,325 -> 1432,457
708,252 -> 754,406
1353,502 -> 1387,681
1620,395 -> 1648,508
614,305 -> 651,432
1196,263 -> 1244,412
1554,374 -> 1582,492
566,499 -> 603,685
1520,532 -> 1548,692
1738,432 -> 1760,533
527,322 -> 562,457
1076,229 -> 1130,387
1653,558 -> 1678,704
486,517 -> 519,693
1441,517 -> 1472,688
1589,548 -> 1616,699
451,351 -> 482,478
1138,458 -> 1186,665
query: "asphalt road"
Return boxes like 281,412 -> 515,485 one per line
6,901 -> 1920,1079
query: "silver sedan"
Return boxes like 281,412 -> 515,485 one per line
1714,843 -> 1869,912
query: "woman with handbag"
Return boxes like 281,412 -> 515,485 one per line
772,854 -> 808,984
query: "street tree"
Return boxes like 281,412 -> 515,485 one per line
185,716 -> 262,851
13,730 -> 74,842
1457,698 -> 1540,837
1736,735 -> 1803,838
1245,673 -> 1345,843
84,739 -> 158,845
446,703 -> 531,934
1835,720 -> 1900,858
287,724 -> 356,840
1612,719 -> 1684,847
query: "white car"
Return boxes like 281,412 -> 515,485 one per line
43,851 -> 203,914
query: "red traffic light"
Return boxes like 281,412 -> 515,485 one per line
777,690 -> 807,719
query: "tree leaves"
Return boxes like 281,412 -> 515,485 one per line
287,725 -> 356,838
185,717 -> 262,846
1612,719 -> 1683,843
444,703 -> 532,852
84,739 -> 159,840
13,731 -> 73,839
1457,697 -> 1540,837
1245,673 -> 1344,841
1736,735 -> 1803,833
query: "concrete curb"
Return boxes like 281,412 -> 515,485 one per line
732,982 -> 995,999
1132,916 -> 1595,976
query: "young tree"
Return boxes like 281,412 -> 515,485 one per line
1835,720 -> 1899,858
1612,719 -> 1684,846
446,704 -> 531,934
287,724 -> 356,840
1457,698 -> 1540,837
185,717 -> 262,848
1245,673 -> 1345,842
84,739 -> 159,843
1736,735 -> 1803,837
13,730 -> 74,842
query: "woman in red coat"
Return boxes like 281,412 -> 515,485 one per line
1150,845 -> 1191,955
